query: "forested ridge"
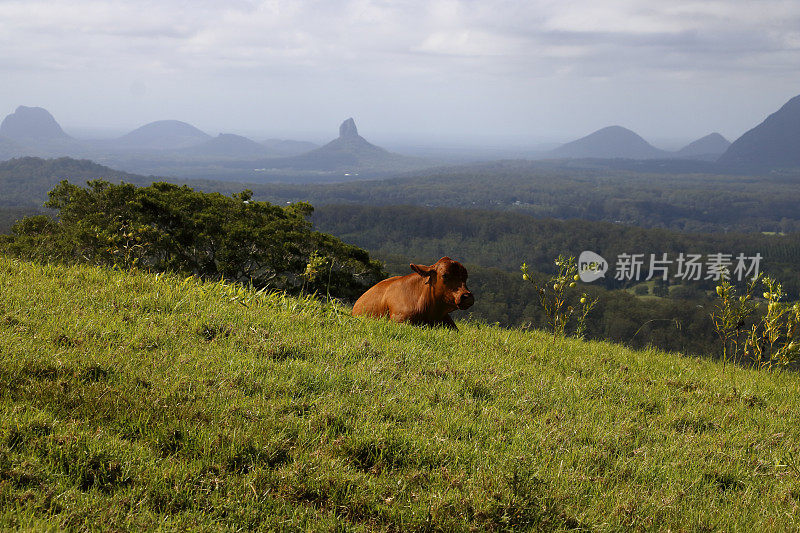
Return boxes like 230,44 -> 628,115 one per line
5,157 -> 800,233
311,204 -> 800,294
0,157 -> 150,208
241,161 -> 800,234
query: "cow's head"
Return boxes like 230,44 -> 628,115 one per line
410,257 -> 475,311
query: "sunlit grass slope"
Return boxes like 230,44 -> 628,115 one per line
1,255 -> 800,531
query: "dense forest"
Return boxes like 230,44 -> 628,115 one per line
239,161 -> 800,234
4,157 -> 800,234
311,204 -> 800,295
0,206 -> 44,235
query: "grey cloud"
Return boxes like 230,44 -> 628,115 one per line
1,0 -> 800,141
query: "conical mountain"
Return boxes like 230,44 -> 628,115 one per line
179,133 -> 275,158
718,94 -> 800,170
551,125 -> 668,159
676,133 -> 730,160
0,106 -> 72,142
310,117 -> 390,159
115,120 -> 211,150
256,118 -> 428,172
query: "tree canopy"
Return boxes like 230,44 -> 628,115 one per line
1,180 -> 385,300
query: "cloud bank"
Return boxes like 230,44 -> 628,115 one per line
2,0 -> 799,142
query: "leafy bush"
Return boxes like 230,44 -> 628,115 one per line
521,254 -> 597,339
0,180 -> 385,300
712,275 -> 800,368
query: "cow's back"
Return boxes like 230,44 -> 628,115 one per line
352,275 -> 407,318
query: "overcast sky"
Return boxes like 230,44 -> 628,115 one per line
2,0 -> 799,146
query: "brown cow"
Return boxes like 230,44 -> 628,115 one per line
352,257 -> 474,329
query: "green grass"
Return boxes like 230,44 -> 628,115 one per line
1,256 -> 800,531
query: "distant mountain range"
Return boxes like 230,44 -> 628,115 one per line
239,118 -> 429,173
548,93 -> 800,171
0,107 -> 432,180
549,126 -> 731,161
179,133 -> 276,159
2,93 -> 800,177
175,134 -> 319,160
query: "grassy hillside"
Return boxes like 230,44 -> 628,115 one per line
2,256 -> 800,530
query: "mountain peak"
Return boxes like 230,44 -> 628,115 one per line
718,93 -> 800,170
115,120 -> 211,150
0,106 -> 71,141
339,118 -> 358,138
677,132 -> 730,158
551,125 -> 666,160
178,132 -> 273,158
255,117 -> 433,173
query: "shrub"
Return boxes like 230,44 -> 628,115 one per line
521,254 -> 597,339
712,274 -> 800,368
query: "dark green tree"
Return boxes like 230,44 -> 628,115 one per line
2,180 -> 385,300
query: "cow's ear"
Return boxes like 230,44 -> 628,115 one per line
410,263 -> 435,284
